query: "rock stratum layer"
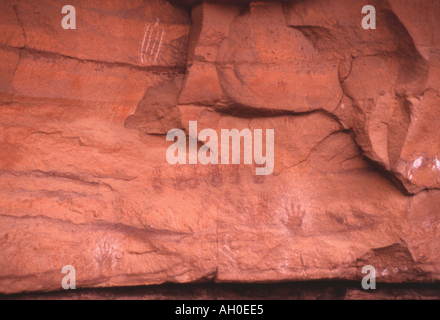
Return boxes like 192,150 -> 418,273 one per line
0,0 -> 439,294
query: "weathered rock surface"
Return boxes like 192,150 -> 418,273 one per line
216,2 -> 342,114
0,0 -> 439,295
13,0 -> 190,68
284,0 -> 439,193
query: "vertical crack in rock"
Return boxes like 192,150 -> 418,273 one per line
9,49 -> 21,102
12,3 -> 26,45
8,4 -> 25,102
214,181 -> 225,282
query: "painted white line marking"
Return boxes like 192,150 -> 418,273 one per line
154,29 -> 165,63
140,24 -> 150,64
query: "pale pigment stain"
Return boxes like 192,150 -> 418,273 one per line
412,156 -> 423,170
433,157 -> 440,171
408,155 -> 440,181
154,29 -> 165,63
139,19 -> 165,65
140,24 -> 150,64
221,234 -> 237,263
408,156 -> 424,180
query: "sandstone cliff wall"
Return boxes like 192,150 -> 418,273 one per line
0,0 -> 439,294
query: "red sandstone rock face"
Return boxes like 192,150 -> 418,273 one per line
283,0 -> 440,193
0,0 -> 439,294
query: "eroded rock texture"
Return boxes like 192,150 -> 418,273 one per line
0,0 -> 439,295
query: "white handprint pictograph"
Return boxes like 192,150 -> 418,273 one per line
140,19 -> 165,65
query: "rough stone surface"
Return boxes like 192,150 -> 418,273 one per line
0,0 -> 439,296
216,2 -> 342,114
284,0 -> 439,193
13,0 -> 191,68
